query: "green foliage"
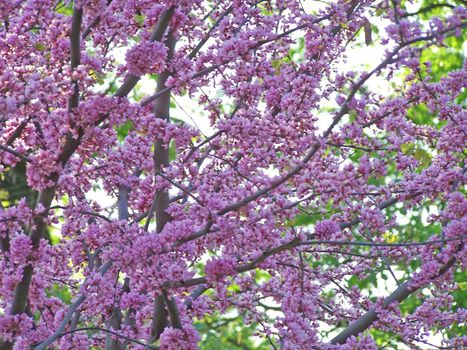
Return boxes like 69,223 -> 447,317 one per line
47,283 -> 72,304
196,313 -> 271,350
116,120 -> 134,142
89,70 -> 105,85
453,269 -> 467,309
399,294 -> 423,316
134,14 -> 146,26
348,272 -> 378,290
406,103 -> 436,126
258,2 -> 273,17
34,42 -> 48,51
0,162 -> 37,207
400,142 -> 432,169
446,270 -> 467,338
420,45 -> 464,82
56,1 -> 73,16
287,211 -> 319,227
369,329 -> 401,349
169,140 -> 177,161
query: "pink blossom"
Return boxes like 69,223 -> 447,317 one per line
205,257 -> 237,282
159,326 -> 200,350
125,41 -> 168,76
314,219 -> 340,239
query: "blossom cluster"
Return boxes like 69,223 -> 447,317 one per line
125,41 -> 168,76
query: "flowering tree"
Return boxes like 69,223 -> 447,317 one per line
0,0 -> 466,349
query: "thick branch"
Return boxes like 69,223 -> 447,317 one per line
147,31 -> 182,345
162,291 -> 183,329
163,233 -> 465,290
68,7 -> 83,111
330,247 -> 461,344
9,5 -> 84,320
0,144 -> 31,162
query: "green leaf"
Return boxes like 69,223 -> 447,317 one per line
89,70 -> 105,84
414,148 -> 432,168
407,104 -> 433,125
258,2 -> 273,16
0,189 -> 8,200
400,294 -> 423,315
287,212 -> 317,227
134,14 -> 146,25
400,143 -> 415,155
254,269 -> 271,283
169,140 -> 177,161
116,121 -> 134,141
47,284 -> 72,303
56,2 -> 73,16
383,231 -> 398,243
34,42 -> 47,51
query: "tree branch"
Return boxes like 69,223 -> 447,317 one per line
147,30 -> 182,345
163,235 -> 465,290
68,7 -> 83,111
8,3 -> 84,322
330,245 -> 461,344
0,144 -> 31,162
